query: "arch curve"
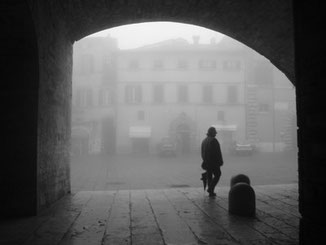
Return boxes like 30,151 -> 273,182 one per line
66,0 -> 294,83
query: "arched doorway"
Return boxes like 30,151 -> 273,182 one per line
2,0 -> 325,243
176,123 -> 191,154
4,0 -> 299,221
71,27 -> 297,195
50,1 -> 294,217
169,112 -> 196,154
71,19 -> 297,195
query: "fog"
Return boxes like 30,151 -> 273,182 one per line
71,22 -> 297,193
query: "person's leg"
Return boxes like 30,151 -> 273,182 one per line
206,169 -> 213,193
209,167 -> 221,194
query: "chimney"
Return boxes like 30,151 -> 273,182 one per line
192,35 -> 200,45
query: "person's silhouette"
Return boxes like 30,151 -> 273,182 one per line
201,127 -> 224,197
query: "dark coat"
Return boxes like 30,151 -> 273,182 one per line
201,136 -> 223,170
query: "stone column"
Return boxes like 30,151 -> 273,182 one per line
0,1 -> 39,217
293,1 -> 326,244
32,0 -> 73,212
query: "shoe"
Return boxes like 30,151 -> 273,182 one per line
208,192 -> 216,197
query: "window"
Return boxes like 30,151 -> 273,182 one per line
137,110 -> 145,120
75,88 -> 93,107
153,84 -> 164,103
227,86 -> 238,104
198,59 -> 216,70
102,55 -> 110,71
80,54 -> 94,74
177,59 -> 188,70
153,59 -> 164,70
259,103 -> 270,112
202,85 -> 213,103
125,85 -> 142,104
178,85 -> 188,103
217,111 -> 225,121
99,89 -> 113,106
223,60 -> 241,71
128,60 -> 139,70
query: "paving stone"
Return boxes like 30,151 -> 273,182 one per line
163,188 -> 238,244
179,188 -> 266,244
130,190 -> 164,245
0,185 -> 299,245
59,191 -> 116,245
23,191 -> 93,245
145,189 -> 199,244
102,190 -> 131,245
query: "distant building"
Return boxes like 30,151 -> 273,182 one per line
72,35 -> 296,155
72,35 -> 118,155
115,37 -> 247,155
246,57 -> 296,152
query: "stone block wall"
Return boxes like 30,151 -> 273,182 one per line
0,0 -> 39,217
293,2 -> 326,243
31,0 -> 72,210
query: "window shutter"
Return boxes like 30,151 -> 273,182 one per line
135,86 -> 142,103
125,86 -> 131,103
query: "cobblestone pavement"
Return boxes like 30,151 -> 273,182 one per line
70,152 -> 298,193
0,184 -> 299,245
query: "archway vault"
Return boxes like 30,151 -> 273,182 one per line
64,0 -> 294,83
2,0 -> 326,243
0,0 -> 294,214
25,0 -> 295,216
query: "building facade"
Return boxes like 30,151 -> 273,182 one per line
72,36 -> 296,155
246,55 -> 297,152
72,36 -> 118,155
115,37 -> 247,155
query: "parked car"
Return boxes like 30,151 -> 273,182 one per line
158,137 -> 177,157
229,142 -> 254,156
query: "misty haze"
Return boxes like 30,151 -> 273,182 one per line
70,23 -> 297,193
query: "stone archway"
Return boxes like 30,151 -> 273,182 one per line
2,0 -> 293,217
2,0 -> 307,236
28,0 -> 294,210
1,0 -> 325,242
67,1 -> 294,83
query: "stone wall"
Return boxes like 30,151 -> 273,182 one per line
0,0 -> 72,216
30,0 -> 72,210
293,2 -> 326,243
65,0 -> 294,83
0,0 -> 39,217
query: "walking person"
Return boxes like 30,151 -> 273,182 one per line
201,127 -> 224,197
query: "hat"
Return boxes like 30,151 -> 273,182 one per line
207,127 -> 217,136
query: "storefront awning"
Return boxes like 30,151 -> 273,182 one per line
212,124 -> 237,131
129,126 -> 151,138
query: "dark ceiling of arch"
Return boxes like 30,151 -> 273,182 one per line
54,0 -> 294,83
